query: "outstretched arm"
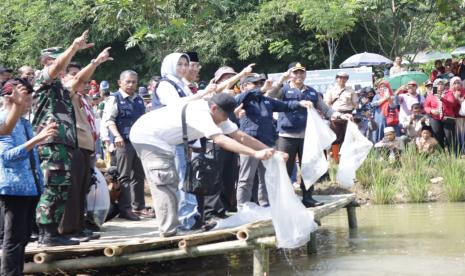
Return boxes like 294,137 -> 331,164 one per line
48,30 -> 94,80
68,47 -> 113,94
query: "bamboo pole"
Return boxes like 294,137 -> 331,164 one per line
178,233 -> 234,249
103,238 -> 180,257
253,246 -> 269,276
236,222 -> 275,241
33,253 -> 55,264
24,236 -> 276,274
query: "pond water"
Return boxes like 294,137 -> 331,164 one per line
94,203 -> 465,275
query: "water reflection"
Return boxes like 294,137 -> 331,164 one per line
92,203 -> 465,275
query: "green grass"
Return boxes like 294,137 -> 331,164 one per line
348,143 -> 465,204
439,152 -> 465,202
371,161 -> 398,204
399,145 -> 431,203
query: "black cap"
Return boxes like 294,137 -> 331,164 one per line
186,51 -> 199,62
210,93 -> 237,116
288,62 -> 306,72
240,73 -> 267,85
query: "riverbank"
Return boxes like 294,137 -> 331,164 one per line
314,147 -> 465,205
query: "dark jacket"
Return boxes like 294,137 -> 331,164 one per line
113,91 -> 145,141
277,84 -> 320,134
236,88 -> 302,146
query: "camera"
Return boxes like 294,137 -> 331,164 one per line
432,86 -> 438,94
8,78 -> 34,94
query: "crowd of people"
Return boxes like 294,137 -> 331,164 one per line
1,30 -> 465,275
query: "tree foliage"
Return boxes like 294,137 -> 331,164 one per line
0,0 -> 464,84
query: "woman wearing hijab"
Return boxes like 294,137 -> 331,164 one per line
448,77 -> 465,154
371,80 -> 399,143
424,78 -> 459,152
155,53 -> 213,107
154,52 -> 215,230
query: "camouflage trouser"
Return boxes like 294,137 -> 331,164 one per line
36,144 -> 73,225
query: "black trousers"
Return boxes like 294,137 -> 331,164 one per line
203,148 -> 239,220
0,195 -> 39,276
276,136 -> 315,193
430,118 -> 457,153
116,142 -> 146,211
59,148 -> 93,234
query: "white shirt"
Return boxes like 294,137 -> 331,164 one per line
156,75 -> 193,106
129,99 -> 238,153
398,93 -> 424,123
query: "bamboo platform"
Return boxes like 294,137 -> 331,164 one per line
23,194 -> 357,275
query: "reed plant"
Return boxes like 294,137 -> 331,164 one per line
356,151 -> 377,189
399,145 -> 430,203
371,160 -> 398,204
439,151 -> 465,202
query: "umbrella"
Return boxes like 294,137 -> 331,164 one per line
414,51 -> 452,63
451,46 -> 465,56
385,71 -> 428,90
339,52 -> 393,68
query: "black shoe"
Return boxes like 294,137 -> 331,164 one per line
190,214 -> 204,230
82,229 -> 100,240
85,218 -> 101,232
39,234 -> 80,247
119,210 -> 141,221
176,227 -> 205,236
29,232 -> 39,242
302,198 -> 324,208
202,220 -> 217,231
66,234 -> 91,243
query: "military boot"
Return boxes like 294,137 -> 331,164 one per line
39,224 -> 80,247
301,184 -> 324,208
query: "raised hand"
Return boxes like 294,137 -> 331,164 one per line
6,84 -> 29,106
234,103 -> 246,119
94,47 -> 113,64
240,63 -> 256,76
72,30 -> 94,50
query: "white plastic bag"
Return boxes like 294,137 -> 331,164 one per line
337,121 -> 373,188
214,202 -> 271,230
86,168 -> 111,226
301,108 -> 336,189
263,155 -> 318,249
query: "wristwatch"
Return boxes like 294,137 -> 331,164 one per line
91,59 -> 98,65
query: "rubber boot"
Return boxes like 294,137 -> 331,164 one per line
300,184 -> 324,208
39,224 -> 80,247
331,144 -> 340,164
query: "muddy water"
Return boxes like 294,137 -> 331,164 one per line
94,203 -> 465,275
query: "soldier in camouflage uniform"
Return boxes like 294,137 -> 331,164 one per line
32,30 -> 94,247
